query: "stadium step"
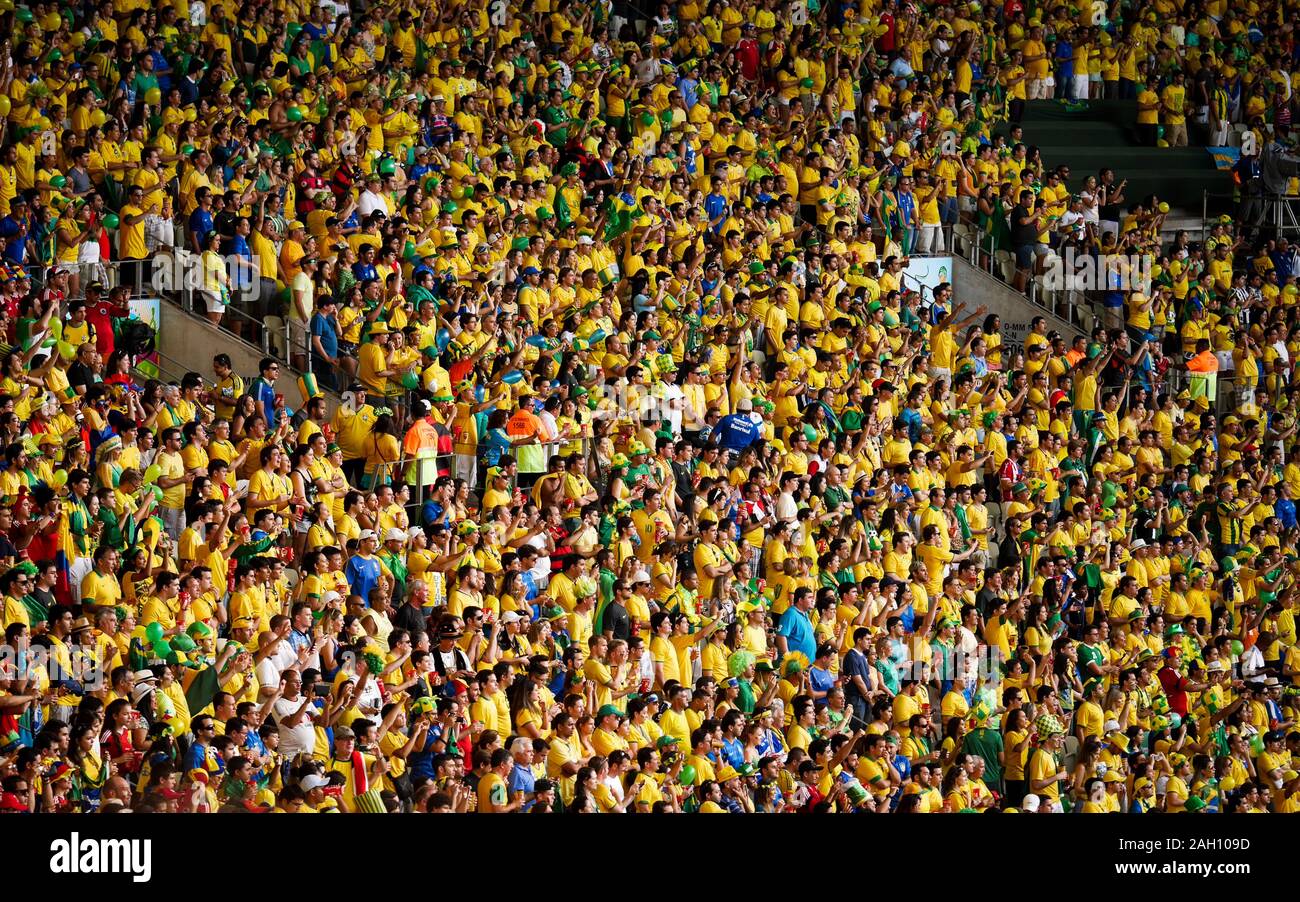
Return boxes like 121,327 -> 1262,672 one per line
155,295 -> 343,415
1012,99 -> 1222,211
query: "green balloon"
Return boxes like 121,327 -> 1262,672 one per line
1169,712 -> 1182,730
145,622 -> 164,643
1251,736 -> 1265,756
49,175 -> 66,189
286,105 -> 304,122
152,639 -> 172,658
101,213 -> 119,229
679,764 -> 697,785
150,484 -> 163,503
400,371 -> 419,390
171,634 -> 197,652
639,111 -> 655,127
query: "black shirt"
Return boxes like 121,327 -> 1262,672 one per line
393,602 -> 428,634
67,361 -> 96,393
603,600 -> 631,643
1011,204 -> 1039,245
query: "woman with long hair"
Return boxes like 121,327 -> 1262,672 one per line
101,697 -> 147,777
508,678 -> 548,741
68,722 -> 109,812
361,413 -> 401,491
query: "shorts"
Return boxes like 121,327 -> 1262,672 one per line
289,318 -> 309,356
1015,244 -> 1036,269
202,289 -> 225,314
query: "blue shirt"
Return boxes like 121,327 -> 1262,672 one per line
715,413 -> 760,453
0,215 -> 26,264
508,762 -> 536,801
704,192 -> 729,232
310,311 -> 339,358
899,406 -> 923,443
1279,498 -> 1297,530
189,207 -> 214,250
676,76 -> 700,109
223,234 -> 253,291
249,377 -> 277,430
1055,40 -> 1074,79
809,666 -> 835,698
755,728 -> 784,758
777,605 -> 816,662
482,427 -> 513,466
345,553 -> 384,603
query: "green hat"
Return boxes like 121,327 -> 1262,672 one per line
326,442 -> 341,455
982,411 -> 999,428
656,735 -> 681,749
1165,624 -> 1184,637
596,704 -> 622,719
1220,556 -> 1237,572
1011,481 -> 1028,494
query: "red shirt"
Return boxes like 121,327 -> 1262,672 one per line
1158,665 -> 1192,716
875,11 -> 896,52
736,39 -> 760,81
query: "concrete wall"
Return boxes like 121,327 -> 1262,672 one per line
951,257 -> 1085,358
155,301 -> 341,416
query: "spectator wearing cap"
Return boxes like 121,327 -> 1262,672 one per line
310,295 -> 343,391
116,185 -> 151,289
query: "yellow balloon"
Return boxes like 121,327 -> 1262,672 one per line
89,108 -> 106,126
51,469 -> 68,488
144,87 -> 161,106
56,340 -> 76,360
0,96 -> 12,118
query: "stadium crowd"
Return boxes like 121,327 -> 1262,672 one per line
0,0 -> 1297,816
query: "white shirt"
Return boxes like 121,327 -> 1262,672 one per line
660,383 -> 685,433
775,491 -> 798,524
357,189 -> 391,218
272,694 -> 318,760
255,657 -> 282,692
